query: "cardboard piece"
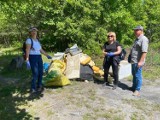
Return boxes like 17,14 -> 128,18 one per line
65,53 -> 81,79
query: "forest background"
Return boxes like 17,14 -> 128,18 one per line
0,0 -> 160,55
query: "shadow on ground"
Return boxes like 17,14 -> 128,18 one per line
118,81 -> 130,90
93,75 -> 131,91
0,53 -> 43,119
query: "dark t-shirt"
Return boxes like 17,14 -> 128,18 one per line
103,41 -> 120,52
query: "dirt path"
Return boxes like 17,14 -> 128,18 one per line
15,78 -> 160,120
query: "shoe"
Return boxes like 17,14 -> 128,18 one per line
84,80 -> 89,83
112,85 -> 117,90
31,89 -> 36,93
37,86 -> 44,92
102,82 -> 109,86
132,90 -> 140,96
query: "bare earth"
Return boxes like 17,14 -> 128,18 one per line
14,77 -> 160,120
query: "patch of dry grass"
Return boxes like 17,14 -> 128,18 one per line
123,98 -> 160,119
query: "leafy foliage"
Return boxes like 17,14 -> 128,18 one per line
0,0 -> 160,54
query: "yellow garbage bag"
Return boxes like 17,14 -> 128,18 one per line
42,70 -> 71,87
45,75 -> 71,87
88,60 -> 95,67
80,54 -> 91,65
92,66 -> 100,72
48,60 -> 66,73
94,69 -> 104,76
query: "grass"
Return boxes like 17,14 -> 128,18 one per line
0,83 -> 33,119
47,110 -> 55,117
143,48 -> 160,80
123,99 -> 149,111
91,54 -> 104,68
123,98 -> 160,119
130,112 -> 145,120
83,113 -> 95,120
88,89 -> 96,100
95,108 -> 124,120
143,66 -> 160,80
0,47 -> 31,78
0,47 -> 53,78
126,75 -> 133,81
153,104 -> 160,111
0,47 -> 46,119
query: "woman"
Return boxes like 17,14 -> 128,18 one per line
25,27 -> 52,93
103,32 -> 121,90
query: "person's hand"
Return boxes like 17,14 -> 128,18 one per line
107,52 -> 114,57
47,55 -> 52,59
138,61 -> 144,68
26,61 -> 31,70
103,52 -> 107,57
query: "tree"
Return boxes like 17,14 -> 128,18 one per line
0,0 -> 159,53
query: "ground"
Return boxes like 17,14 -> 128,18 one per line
0,48 -> 160,120
1,75 -> 160,120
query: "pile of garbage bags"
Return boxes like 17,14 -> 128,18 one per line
42,44 -> 104,87
80,54 -> 104,76
43,60 -> 70,87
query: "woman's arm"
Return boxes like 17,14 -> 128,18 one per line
40,48 -> 49,57
114,46 -> 122,55
103,49 -> 108,57
25,44 -> 31,61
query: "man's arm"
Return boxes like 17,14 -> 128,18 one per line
138,52 -> 147,68
138,36 -> 149,67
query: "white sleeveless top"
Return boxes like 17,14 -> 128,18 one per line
26,38 -> 41,55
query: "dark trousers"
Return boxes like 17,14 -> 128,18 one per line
103,57 -> 119,85
29,55 -> 43,90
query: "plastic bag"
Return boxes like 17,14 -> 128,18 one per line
42,70 -> 71,87
48,60 -> 66,73
80,54 -> 91,65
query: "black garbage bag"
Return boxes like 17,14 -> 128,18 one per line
80,65 -> 94,81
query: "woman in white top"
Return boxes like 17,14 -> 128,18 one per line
25,27 -> 52,93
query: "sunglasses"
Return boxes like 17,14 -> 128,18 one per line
108,35 -> 114,38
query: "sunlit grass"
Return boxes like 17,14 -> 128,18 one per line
143,66 -> 160,80
123,98 -> 160,119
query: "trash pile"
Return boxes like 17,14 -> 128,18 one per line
42,44 -> 104,87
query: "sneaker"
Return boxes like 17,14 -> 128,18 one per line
84,80 -> 89,83
37,86 -> 44,92
112,85 -> 117,90
102,82 -> 109,86
31,89 -> 36,94
132,90 -> 140,96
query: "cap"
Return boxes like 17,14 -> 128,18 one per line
29,27 -> 38,32
133,25 -> 143,30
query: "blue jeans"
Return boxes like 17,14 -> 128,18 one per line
29,55 -> 43,90
131,63 -> 142,91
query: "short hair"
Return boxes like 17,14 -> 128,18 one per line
107,32 -> 116,41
